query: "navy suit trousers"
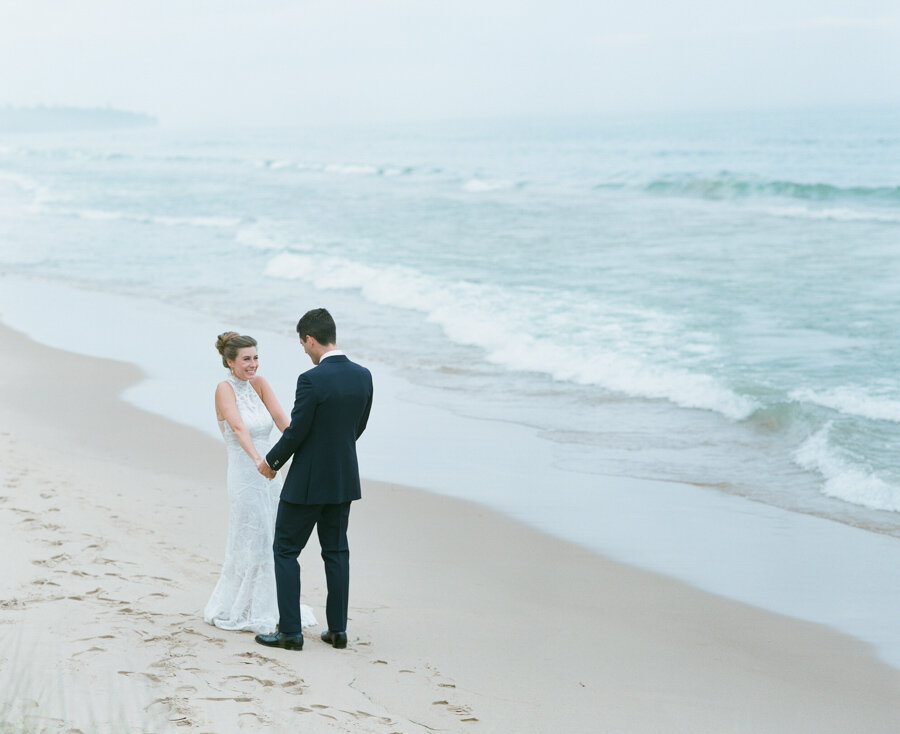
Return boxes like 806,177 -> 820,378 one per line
273,499 -> 351,635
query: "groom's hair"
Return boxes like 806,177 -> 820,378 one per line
297,308 -> 336,345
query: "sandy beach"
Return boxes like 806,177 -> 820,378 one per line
2,320 -> 900,733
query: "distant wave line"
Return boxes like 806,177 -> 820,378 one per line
638,173 -> 900,203
57,207 -> 241,228
765,205 -> 900,224
257,159 -> 417,177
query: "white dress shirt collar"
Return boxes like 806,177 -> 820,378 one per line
319,349 -> 345,362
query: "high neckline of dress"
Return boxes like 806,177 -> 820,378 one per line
227,373 -> 252,388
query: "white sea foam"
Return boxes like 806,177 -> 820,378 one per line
791,386 -> 900,423
259,160 -> 409,178
462,178 -> 514,192
289,162 -> 385,176
0,171 -> 39,191
264,252 -> 756,420
794,424 -> 900,512
0,171 -> 47,196
765,205 -> 900,224
0,171 -> 61,208
235,224 -> 286,251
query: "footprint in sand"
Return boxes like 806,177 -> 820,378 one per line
32,553 -> 70,567
93,557 -> 123,567
238,712 -> 268,724
72,646 -> 105,658
432,699 -> 478,722
340,709 -> 395,726
294,704 -> 395,728
31,579 -> 61,587
281,679 -> 306,695
226,674 -> 277,688
303,704 -> 338,721
177,627 -> 226,647
234,651 -> 280,666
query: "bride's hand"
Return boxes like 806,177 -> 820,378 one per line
256,458 -> 276,479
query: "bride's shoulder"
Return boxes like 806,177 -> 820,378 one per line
249,374 -> 271,395
215,379 -> 236,397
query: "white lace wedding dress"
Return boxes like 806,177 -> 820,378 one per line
204,374 -> 316,634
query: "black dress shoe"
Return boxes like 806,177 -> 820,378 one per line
255,631 -> 304,650
320,629 -> 348,649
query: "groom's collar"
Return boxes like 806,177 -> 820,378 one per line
318,349 -> 345,363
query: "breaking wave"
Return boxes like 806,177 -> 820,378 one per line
264,251 -> 757,420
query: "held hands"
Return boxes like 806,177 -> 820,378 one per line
256,458 -> 276,480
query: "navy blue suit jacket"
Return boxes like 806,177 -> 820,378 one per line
266,354 -> 373,505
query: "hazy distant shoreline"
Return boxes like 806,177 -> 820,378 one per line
0,105 -> 156,133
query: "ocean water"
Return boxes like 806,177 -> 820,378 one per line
6,108 -> 900,666
1,106 -> 899,536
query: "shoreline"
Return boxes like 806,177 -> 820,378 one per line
3,274 -> 900,672
3,321 -> 900,730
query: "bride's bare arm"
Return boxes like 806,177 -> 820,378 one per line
215,381 -> 269,472
250,376 -> 290,432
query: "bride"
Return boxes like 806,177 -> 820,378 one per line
204,331 -> 315,634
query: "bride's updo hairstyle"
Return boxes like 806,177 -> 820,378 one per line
216,331 -> 258,369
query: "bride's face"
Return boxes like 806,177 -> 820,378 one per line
228,346 -> 259,380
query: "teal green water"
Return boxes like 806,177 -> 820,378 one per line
1,106 -> 899,529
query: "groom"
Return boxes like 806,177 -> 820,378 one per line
255,308 -> 373,651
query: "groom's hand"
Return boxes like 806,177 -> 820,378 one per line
256,458 -> 276,479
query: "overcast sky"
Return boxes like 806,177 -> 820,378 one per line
1,0 -> 898,126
